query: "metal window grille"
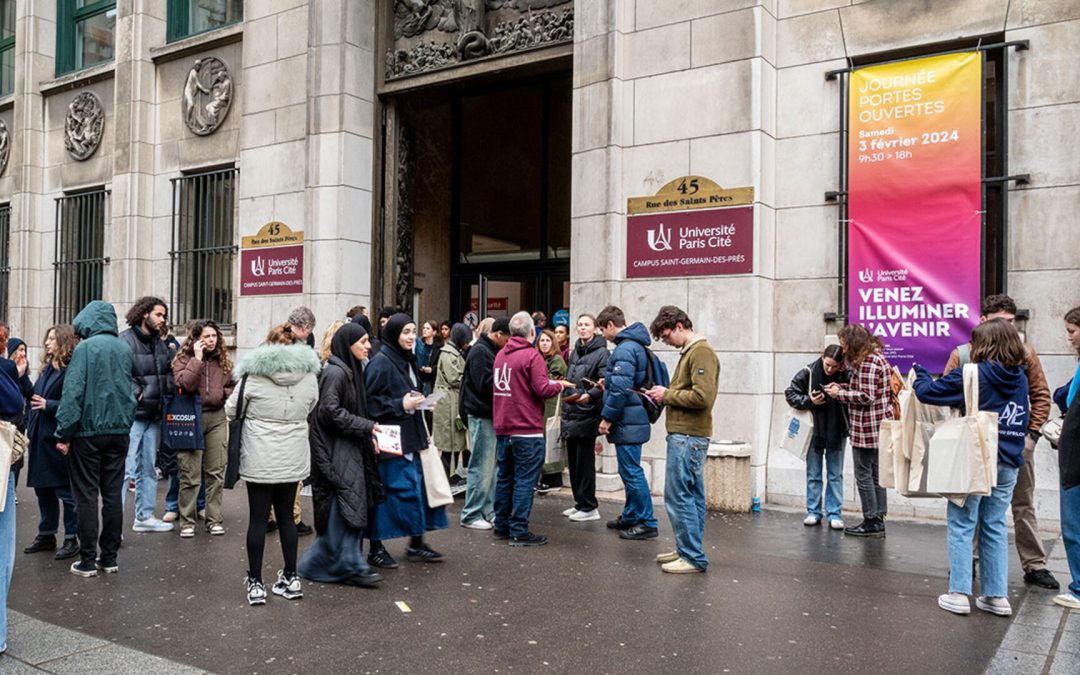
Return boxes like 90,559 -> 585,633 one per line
54,190 -> 109,324
170,167 -> 238,328
0,203 -> 9,319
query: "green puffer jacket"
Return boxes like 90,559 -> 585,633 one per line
55,301 -> 137,440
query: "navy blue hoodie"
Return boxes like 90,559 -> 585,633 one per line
912,362 -> 1029,468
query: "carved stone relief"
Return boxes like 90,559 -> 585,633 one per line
182,57 -> 233,136
64,91 -> 105,161
0,119 -> 9,177
394,127 -> 416,310
387,0 -> 573,79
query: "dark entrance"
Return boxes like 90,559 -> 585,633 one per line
385,68 -> 571,327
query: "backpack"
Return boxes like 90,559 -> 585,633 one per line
636,348 -> 671,424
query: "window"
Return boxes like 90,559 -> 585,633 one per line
170,167 -> 238,327
54,189 -> 109,324
0,0 -> 14,96
0,203 -> 9,319
167,0 -> 243,43
56,0 -> 116,76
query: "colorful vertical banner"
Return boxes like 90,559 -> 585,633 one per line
848,51 -> 983,373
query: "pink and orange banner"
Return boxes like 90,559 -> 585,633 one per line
848,52 -> 983,372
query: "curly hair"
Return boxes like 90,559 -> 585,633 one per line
41,324 -> 78,372
649,305 -> 693,339
837,324 -> 884,367
175,320 -> 232,373
125,296 -> 167,328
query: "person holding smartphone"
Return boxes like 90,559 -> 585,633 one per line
784,344 -> 850,530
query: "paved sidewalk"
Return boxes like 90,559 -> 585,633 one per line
1,481 -> 1073,674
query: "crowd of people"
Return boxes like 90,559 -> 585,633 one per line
784,294 -> 1080,616
0,289 -> 1077,646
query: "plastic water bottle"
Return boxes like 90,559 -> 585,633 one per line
751,497 -> 761,513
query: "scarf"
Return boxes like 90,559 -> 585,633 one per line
330,322 -> 369,416
381,314 -> 416,365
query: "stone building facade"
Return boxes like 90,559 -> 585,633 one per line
0,0 -> 1077,527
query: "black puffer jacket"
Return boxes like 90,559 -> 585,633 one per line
560,335 -> 609,439
1059,392 -> 1080,490
309,355 -> 383,533
119,325 -> 172,420
459,333 -> 499,422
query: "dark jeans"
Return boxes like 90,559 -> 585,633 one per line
852,445 -> 887,520
34,486 -> 78,539
493,436 -> 546,538
67,434 -> 128,565
246,482 -> 299,582
565,436 -> 598,512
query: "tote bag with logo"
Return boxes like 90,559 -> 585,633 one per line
780,367 -> 815,461
161,391 -> 204,451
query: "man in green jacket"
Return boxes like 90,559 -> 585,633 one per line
55,301 -> 137,578
646,306 -> 719,574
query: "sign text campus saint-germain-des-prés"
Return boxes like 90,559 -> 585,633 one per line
240,221 -> 304,296
626,177 -> 754,279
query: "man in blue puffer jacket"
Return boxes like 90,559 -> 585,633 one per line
597,305 -> 658,540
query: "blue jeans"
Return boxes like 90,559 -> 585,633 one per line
616,444 -> 657,528
165,470 -> 205,514
34,486 -> 78,538
461,417 -> 497,524
493,436 -> 546,538
1061,483 -> 1080,599
946,463 -> 1019,597
664,434 -> 709,570
806,438 -> 844,521
1,473 -> 16,651
124,419 -> 160,521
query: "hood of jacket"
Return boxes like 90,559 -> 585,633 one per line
235,343 -> 320,386
575,333 -> 607,357
503,335 -> 537,355
614,322 -> 651,348
72,301 -> 119,339
981,361 -> 1027,397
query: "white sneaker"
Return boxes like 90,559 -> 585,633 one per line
1053,593 -> 1080,609
569,509 -> 600,522
562,507 -> 578,517
829,519 -> 845,530
462,518 -> 493,531
938,592 -> 971,615
975,596 -> 1012,616
132,517 -> 174,533
162,511 -> 179,523
803,515 -> 821,526
271,570 -> 302,600
245,576 -> 266,606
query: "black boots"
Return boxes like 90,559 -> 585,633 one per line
55,537 -> 80,560
23,534 -> 56,554
844,517 -> 886,538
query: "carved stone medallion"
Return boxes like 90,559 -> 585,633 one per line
0,119 -> 9,177
64,91 -> 105,161
182,57 -> 233,136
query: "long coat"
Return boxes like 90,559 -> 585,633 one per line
26,364 -> 68,489
432,343 -> 466,454
309,355 -> 382,533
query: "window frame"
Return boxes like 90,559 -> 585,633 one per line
55,0 -> 117,77
53,188 -> 110,324
166,0 -> 243,44
0,0 -> 14,97
0,203 -> 10,320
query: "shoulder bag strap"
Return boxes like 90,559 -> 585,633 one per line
962,363 -> 979,416
236,375 -> 249,422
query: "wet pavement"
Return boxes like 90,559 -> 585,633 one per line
2,480 -> 1067,674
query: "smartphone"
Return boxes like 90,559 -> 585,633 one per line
582,377 -> 600,388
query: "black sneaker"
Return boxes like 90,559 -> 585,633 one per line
844,518 -> 886,538
346,571 -> 384,588
296,521 -> 314,536
95,559 -> 119,574
368,548 -> 399,569
619,524 -> 659,540
535,483 -> 557,495
1024,569 -> 1060,590
23,534 -> 56,554
70,560 -> 98,578
55,538 -> 80,561
245,576 -> 267,605
606,516 -> 636,530
271,570 -> 303,600
406,544 -> 445,563
266,520 -> 278,533
509,532 -> 548,547
492,529 -> 510,540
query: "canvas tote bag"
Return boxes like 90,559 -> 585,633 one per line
925,364 -> 998,495
420,416 -> 454,508
544,396 -> 566,465
779,367 -> 815,461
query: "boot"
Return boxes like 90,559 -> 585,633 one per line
55,537 -> 80,560
844,518 -> 885,538
23,534 -> 56,554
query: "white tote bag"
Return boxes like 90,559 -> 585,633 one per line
419,417 -> 454,508
780,367 -> 815,461
544,396 -> 566,465
925,364 -> 998,495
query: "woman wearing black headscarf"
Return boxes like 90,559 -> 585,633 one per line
364,314 -> 448,568
299,322 -> 384,587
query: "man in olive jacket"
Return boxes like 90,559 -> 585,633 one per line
646,306 -> 719,574
55,301 -> 137,577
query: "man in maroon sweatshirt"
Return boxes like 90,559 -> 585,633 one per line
492,311 -> 573,546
